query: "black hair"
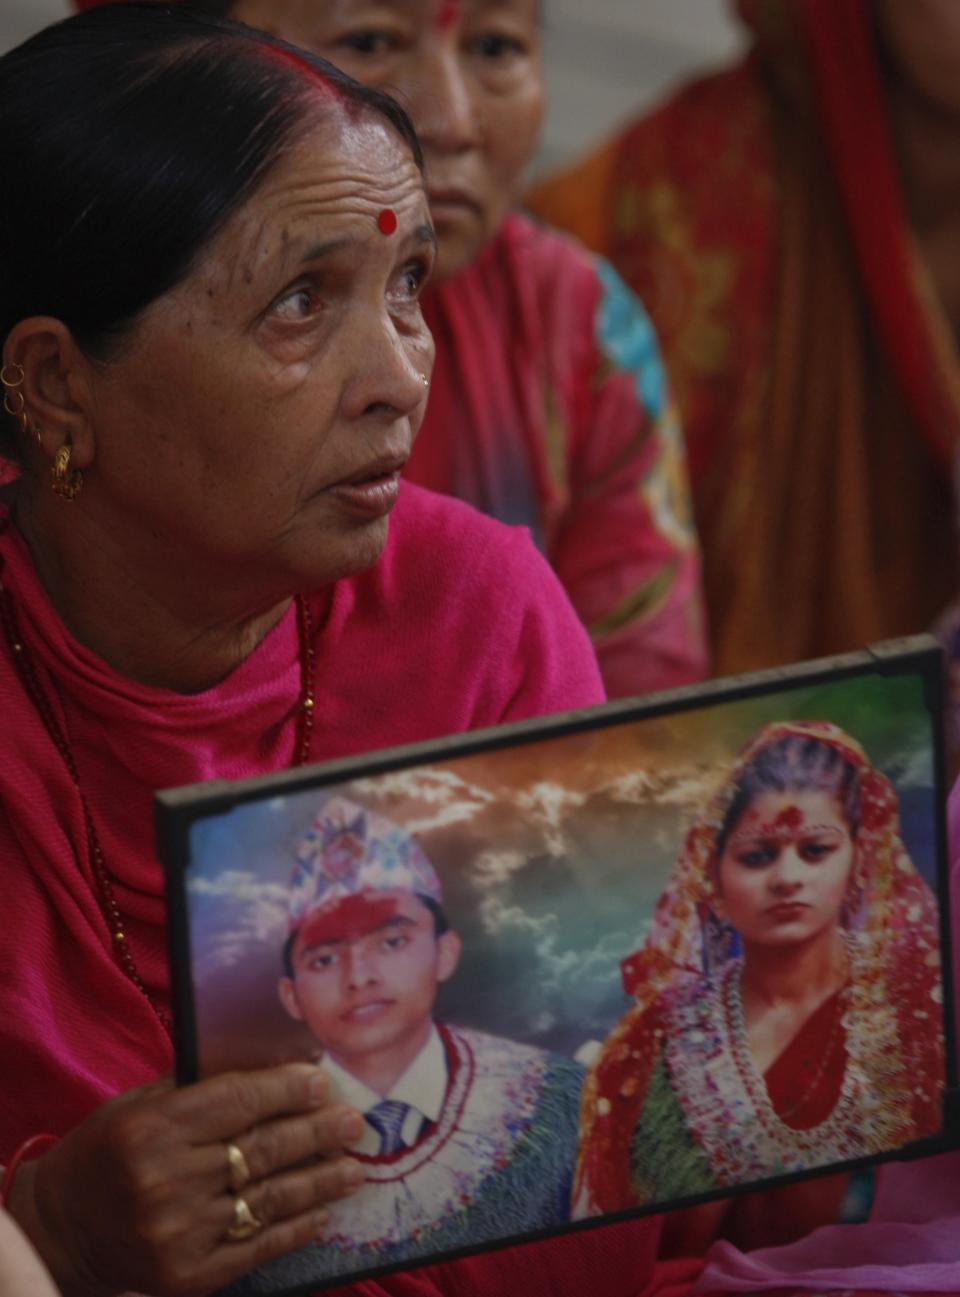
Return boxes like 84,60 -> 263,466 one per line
716,734 -> 861,859
0,1 -> 422,462
282,893 -> 450,978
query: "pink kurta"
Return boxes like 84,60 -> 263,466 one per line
0,483 -> 664,1297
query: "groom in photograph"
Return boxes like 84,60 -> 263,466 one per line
264,794 -> 584,1285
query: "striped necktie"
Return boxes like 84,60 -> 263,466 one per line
365,1099 -> 411,1155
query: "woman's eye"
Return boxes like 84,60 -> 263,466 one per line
392,260 -> 430,302
337,29 -> 396,56
271,284 -> 322,323
468,32 -> 526,60
737,845 -> 776,868
799,840 -> 835,862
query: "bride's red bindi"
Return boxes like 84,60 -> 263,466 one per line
435,0 -> 460,32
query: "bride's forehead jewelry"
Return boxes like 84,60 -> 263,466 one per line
378,209 -> 398,236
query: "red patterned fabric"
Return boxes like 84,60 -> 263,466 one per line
527,0 -> 960,675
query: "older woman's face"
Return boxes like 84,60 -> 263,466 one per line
716,790 -> 854,950
87,113 -> 435,600
229,0 -> 544,281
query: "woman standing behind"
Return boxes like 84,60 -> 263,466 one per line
74,0 -> 708,698
528,0 -> 960,677
575,723 -> 944,1229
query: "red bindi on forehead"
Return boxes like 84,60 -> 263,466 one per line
297,893 -> 401,948
740,802 -> 804,830
435,0 -> 461,32
378,208 -> 398,235
773,805 -> 804,830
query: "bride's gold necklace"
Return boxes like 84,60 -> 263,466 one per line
0,521 -> 317,1036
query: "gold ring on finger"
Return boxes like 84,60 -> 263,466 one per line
225,1194 -> 263,1243
226,1141 -> 252,1192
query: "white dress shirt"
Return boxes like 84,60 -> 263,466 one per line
320,1025 -> 448,1157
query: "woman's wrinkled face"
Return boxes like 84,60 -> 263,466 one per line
88,112 -> 435,602
230,0 -> 544,281
716,790 -> 855,950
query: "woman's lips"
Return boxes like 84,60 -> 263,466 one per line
766,902 -> 810,922
327,458 -> 406,519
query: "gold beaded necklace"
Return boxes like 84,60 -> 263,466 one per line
0,523 -> 316,1037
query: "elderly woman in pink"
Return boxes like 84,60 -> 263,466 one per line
0,8 -> 671,1297
74,0 -> 708,700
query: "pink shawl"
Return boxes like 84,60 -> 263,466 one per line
2,485 -> 679,1296
0,485 -> 604,1155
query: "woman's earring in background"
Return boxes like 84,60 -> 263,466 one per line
420,374 -> 430,389
51,437 -> 84,501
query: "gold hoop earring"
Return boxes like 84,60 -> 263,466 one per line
3,388 -> 25,418
2,363 -> 26,424
1,362 -> 41,446
51,438 -> 84,501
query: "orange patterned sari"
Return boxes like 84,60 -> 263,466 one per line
528,0 -> 960,675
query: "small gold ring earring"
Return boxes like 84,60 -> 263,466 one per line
3,390 -> 25,418
0,363 -> 25,390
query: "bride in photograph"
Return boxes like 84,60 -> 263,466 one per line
574,720 -> 944,1221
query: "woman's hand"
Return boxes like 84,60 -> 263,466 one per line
8,1063 -> 366,1297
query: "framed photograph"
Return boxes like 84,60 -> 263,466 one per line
157,635 -> 959,1296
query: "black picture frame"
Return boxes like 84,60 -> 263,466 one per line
157,634 -> 960,1297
